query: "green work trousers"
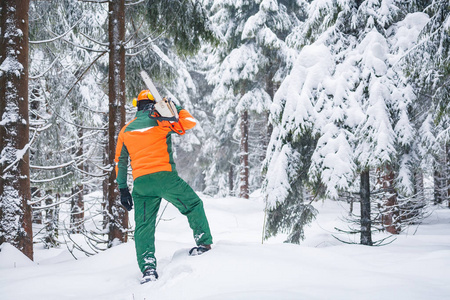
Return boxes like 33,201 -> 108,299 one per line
132,171 -> 213,272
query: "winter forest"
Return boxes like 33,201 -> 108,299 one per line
0,0 -> 449,297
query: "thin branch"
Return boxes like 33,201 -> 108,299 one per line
29,57 -> 59,79
47,103 -> 108,131
63,50 -> 108,99
30,160 -> 75,170
126,45 -> 152,57
124,19 -> 145,46
31,189 -> 82,210
29,193 -> 55,206
125,0 -> 147,6
155,201 -> 170,227
2,129 -> 38,173
75,167 -> 108,178
80,104 -> 108,115
78,0 -> 109,3
30,17 -> 84,44
30,171 -> 73,184
79,31 -> 109,47
60,37 -> 107,53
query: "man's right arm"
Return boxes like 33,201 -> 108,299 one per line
115,130 -> 129,189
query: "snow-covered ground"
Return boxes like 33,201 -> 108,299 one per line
1,192 -> 449,300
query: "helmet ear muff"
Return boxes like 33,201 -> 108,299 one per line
132,98 -> 137,107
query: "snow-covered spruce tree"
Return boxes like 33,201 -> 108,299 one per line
264,0 -> 427,244
0,0 -> 33,259
405,0 -> 449,207
263,0 -> 349,244
206,0 -> 304,198
327,1 -> 428,240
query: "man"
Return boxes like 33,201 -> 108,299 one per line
115,90 -> 213,284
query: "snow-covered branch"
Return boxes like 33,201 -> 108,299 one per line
29,57 -> 59,79
2,129 -> 38,173
79,31 -> 109,47
62,50 -> 108,100
77,0 -> 108,3
125,0 -> 147,6
60,37 -> 108,53
31,189 -> 82,210
30,171 -> 73,184
30,17 -> 84,44
30,160 -> 75,170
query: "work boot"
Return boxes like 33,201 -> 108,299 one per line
141,268 -> 158,284
189,244 -> 211,256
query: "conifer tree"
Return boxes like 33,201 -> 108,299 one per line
264,0 -> 427,244
0,0 -> 33,259
206,0 -> 304,198
406,0 -> 449,206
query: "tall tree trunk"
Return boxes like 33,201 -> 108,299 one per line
360,169 -> 372,246
107,0 -> 128,245
0,0 -> 33,260
240,110 -> 249,199
31,187 -> 42,224
433,155 -> 445,205
414,170 -> 425,203
380,165 -> 400,234
44,192 -> 59,248
229,165 -> 234,196
264,74 -> 274,161
71,128 -> 84,233
447,143 -> 450,208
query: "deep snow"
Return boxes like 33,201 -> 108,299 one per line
1,192 -> 449,300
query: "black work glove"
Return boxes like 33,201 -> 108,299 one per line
120,188 -> 133,211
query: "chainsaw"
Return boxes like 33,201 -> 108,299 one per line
140,70 -> 179,122
140,70 -> 185,135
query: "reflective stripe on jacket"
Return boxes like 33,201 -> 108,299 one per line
114,106 -> 196,189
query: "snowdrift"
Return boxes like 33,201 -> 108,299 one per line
1,194 -> 449,300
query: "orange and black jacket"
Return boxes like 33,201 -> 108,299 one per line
115,105 -> 196,189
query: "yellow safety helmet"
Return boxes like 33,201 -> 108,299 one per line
132,90 -> 155,107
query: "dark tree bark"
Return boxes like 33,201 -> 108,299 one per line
0,0 -> 33,260
379,165 -> 400,234
360,169 -> 372,246
433,159 -> 446,205
263,74 -> 274,162
71,125 -> 85,233
44,192 -> 59,248
447,143 -> 450,208
229,165 -> 234,196
240,110 -> 249,199
414,170 -> 425,202
107,0 -> 128,245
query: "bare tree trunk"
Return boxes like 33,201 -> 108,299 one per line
229,165 -> 234,196
360,169 -> 372,246
380,165 -> 400,234
433,160 -> 445,205
107,0 -> 128,245
71,128 -> 84,233
30,91 -> 42,225
414,170 -> 425,202
31,187 -> 42,224
0,0 -> 33,260
263,74 -> 274,161
44,191 -> 59,248
240,110 -> 249,199
447,143 -> 450,208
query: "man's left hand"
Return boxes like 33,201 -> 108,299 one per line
120,188 -> 133,211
